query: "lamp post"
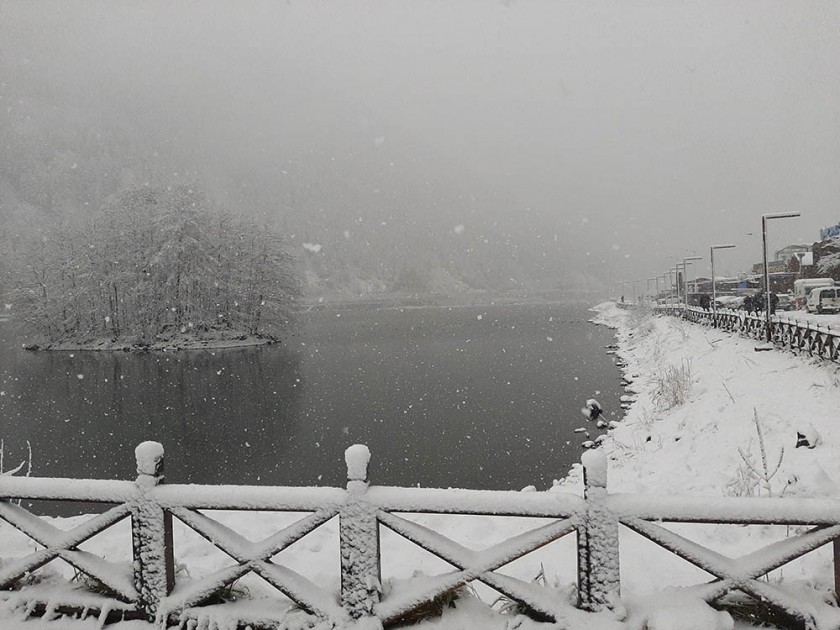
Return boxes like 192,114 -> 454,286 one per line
682,256 -> 702,314
669,267 -> 678,303
674,263 -> 684,303
710,244 -> 736,327
762,212 -> 800,341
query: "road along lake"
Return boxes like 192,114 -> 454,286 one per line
0,301 -> 621,495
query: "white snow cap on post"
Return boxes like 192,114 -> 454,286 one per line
135,441 -> 165,477
582,448 -> 607,489
345,444 -> 371,482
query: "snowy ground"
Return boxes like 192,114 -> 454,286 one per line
3,301 -> 840,629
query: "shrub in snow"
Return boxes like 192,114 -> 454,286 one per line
728,409 -> 787,498
491,565 -> 573,619
652,360 -> 693,410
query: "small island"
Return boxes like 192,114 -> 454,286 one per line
8,185 -> 299,351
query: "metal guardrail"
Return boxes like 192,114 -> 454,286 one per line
653,304 -> 840,363
1,443 -> 839,627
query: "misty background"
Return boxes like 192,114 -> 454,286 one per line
2,0 -> 838,299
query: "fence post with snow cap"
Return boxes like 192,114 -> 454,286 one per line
131,441 -> 175,619
340,444 -> 382,620
577,449 -> 620,612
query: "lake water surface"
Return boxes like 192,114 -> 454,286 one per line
0,301 -> 620,493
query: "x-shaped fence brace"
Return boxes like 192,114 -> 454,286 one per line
0,500 -> 136,602
375,511 -> 577,625
161,506 -> 343,622
621,517 -> 840,627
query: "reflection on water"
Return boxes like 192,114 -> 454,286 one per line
0,302 -> 620,494
1,341 -> 305,486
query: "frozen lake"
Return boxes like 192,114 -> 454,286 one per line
0,301 -> 620,493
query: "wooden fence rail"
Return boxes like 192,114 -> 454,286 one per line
1,443 -> 840,628
653,304 -> 840,363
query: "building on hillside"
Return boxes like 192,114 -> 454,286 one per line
819,222 -> 840,241
806,222 -> 840,281
775,244 -> 810,263
812,238 -> 840,281
788,251 -> 813,276
752,260 -> 788,275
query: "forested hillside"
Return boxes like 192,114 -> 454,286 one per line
0,40 -> 603,305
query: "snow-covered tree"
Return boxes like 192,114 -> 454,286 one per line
9,185 -> 299,345
815,237 -> 840,280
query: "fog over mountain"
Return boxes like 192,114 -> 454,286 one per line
2,1 -> 838,298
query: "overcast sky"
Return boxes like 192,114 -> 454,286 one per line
2,0 -> 838,285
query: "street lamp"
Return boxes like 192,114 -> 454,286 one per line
710,244 -> 735,326
669,267 -> 678,303
674,263 -> 684,302
682,256 -> 703,313
762,212 -> 800,341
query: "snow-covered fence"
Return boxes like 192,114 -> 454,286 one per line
1,443 -> 840,628
655,304 -> 840,363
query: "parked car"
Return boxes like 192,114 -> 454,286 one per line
806,287 -> 840,314
794,278 -> 834,310
775,293 -> 793,311
714,295 -> 745,310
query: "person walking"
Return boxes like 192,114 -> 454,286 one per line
743,295 -> 753,314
